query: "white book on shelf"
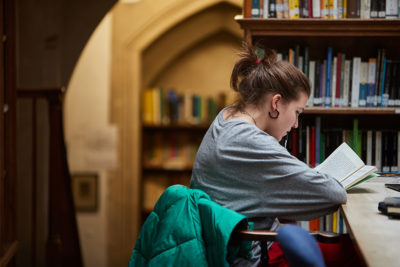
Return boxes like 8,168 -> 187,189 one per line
375,130 -> 382,172
361,0 -> 371,18
343,60 -> 351,107
351,57 -> 361,107
312,0 -> 321,17
263,0 -> 270,18
385,0 -> 399,18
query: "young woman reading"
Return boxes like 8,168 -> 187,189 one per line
190,44 -> 361,266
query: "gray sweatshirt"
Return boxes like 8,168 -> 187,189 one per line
190,107 -> 347,265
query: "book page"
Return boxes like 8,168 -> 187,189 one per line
342,165 -> 377,189
315,142 -> 364,182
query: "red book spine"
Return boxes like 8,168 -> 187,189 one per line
309,217 -> 320,231
243,0 -> 252,18
336,53 -> 342,107
308,0 -> 312,18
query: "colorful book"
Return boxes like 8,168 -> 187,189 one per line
325,47 -> 333,107
358,62 -> 368,107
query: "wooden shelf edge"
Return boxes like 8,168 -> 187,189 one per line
303,107 -> 400,115
235,16 -> 400,36
142,124 -> 209,130
143,165 -> 193,172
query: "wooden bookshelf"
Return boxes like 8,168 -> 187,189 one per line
304,107 -> 400,115
236,16 -> 400,37
142,123 -> 209,131
236,2 -> 400,175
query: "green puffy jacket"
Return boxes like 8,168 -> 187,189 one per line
128,185 -> 250,266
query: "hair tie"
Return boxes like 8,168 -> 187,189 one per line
255,58 -> 261,65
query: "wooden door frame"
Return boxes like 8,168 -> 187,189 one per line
0,0 -> 18,265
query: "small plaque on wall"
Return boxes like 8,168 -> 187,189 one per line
71,173 -> 98,212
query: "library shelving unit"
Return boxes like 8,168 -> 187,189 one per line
236,2 -> 400,233
140,122 -> 209,223
235,15 -> 400,157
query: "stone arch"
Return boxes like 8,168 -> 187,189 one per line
109,1 -> 242,263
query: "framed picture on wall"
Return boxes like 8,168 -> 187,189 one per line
71,173 -> 98,212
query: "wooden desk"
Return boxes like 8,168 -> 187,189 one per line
340,177 -> 400,267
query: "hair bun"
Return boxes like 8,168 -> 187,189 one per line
262,48 -> 277,68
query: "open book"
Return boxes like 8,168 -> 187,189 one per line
314,142 -> 378,190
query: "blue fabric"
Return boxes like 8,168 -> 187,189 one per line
277,224 -> 325,267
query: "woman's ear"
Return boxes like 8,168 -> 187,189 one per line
271,94 -> 282,110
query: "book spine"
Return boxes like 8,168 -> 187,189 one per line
328,0 -> 338,18
360,0 -> 371,18
314,61 -> 321,106
252,0 -> 261,17
309,217 -> 320,231
331,56 -> 337,107
343,60 -> 351,106
388,62 -> 397,107
289,0 -> 301,18
263,0 -> 270,18
339,53 -> 346,107
269,0 -> 277,17
308,61 -> 316,107
347,0 -> 358,17
378,0 -> 386,17
351,57 -> 361,107
366,58 -> 377,107
337,0 -> 343,18
374,49 -> 385,107
336,54 -> 342,107
380,58 -> 388,107
283,0 -> 290,17
386,0 -> 398,18
359,62 -> 368,107
382,60 -> 391,107
370,0 -> 379,17
353,119 -> 359,156
321,0 -> 330,18
313,0 -> 321,17
315,117 -> 321,166
325,47 -> 333,107
395,62 -> 400,106
367,130 -> 373,165
375,130 -> 382,171
244,0 -> 253,17
382,132 -> 390,172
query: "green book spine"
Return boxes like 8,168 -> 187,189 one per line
353,118 -> 359,155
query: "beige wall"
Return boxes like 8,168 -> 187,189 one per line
153,31 -> 239,104
64,13 -> 113,267
64,0 -> 243,266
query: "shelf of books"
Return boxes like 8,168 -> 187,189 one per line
243,0 -> 400,20
140,87 -> 226,222
240,0 -> 400,233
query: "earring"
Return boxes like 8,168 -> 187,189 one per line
268,109 -> 279,119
